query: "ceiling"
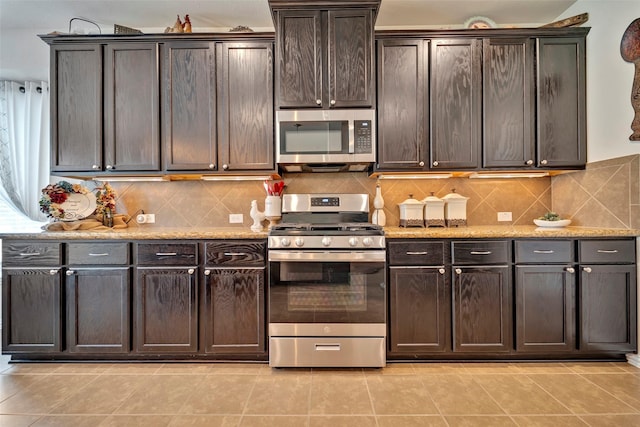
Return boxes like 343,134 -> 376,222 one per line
0,0 -> 578,33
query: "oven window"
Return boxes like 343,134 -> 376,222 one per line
269,261 -> 385,323
280,121 -> 348,154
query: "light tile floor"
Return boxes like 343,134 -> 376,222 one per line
1,356 -> 639,426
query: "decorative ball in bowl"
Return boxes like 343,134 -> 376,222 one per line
534,218 -> 571,228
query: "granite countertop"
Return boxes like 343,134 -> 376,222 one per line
0,224 -> 638,240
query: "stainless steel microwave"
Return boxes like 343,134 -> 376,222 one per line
276,109 -> 376,172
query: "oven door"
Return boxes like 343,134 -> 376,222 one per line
268,250 -> 386,332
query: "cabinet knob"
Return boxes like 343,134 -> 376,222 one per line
583,267 -> 592,273
222,164 -> 229,170
419,161 -> 425,167
49,269 -> 59,275
316,99 -> 322,105
66,270 -> 75,276
208,164 -> 215,170
455,268 -> 462,275
204,269 -> 211,276
526,160 -> 534,165
566,267 -> 575,273
330,100 -> 336,105
432,161 -> 439,167
188,268 -> 195,275
438,268 -> 445,275
540,159 -> 548,165
106,164 -> 114,170
92,164 -> 100,170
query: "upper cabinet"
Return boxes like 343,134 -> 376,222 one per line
375,28 -> 589,173
270,0 -> 379,109
41,34 -> 275,178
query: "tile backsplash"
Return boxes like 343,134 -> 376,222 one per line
108,154 -> 638,230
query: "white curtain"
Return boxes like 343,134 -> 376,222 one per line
0,81 -> 50,221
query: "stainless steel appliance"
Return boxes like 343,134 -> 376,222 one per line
275,110 -> 376,172
268,193 -> 386,368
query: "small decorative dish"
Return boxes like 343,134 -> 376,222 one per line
534,219 -> 571,228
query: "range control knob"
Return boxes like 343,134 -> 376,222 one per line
362,237 -> 373,247
280,238 -> 291,247
348,237 -> 359,247
294,238 -> 304,247
321,237 -> 332,247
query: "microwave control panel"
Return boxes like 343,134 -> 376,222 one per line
354,120 -> 373,154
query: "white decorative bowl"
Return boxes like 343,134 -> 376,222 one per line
534,219 -> 571,228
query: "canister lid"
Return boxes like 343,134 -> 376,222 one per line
422,192 -> 444,203
442,189 -> 469,201
399,194 -> 424,205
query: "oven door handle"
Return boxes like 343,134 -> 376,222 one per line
268,250 -> 386,263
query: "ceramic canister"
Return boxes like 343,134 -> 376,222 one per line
422,192 -> 446,227
398,194 -> 425,227
442,189 -> 469,227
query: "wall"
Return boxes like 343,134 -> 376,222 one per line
557,0 -> 640,162
110,174 -> 552,229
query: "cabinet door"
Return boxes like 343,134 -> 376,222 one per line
104,43 -> 160,172
2,268 -> 62,353
217,42 -> 274,171
276,10 -> 322,108
328,9 -> 374,108
50,44 -> 102,172
483,38 -> 535,168
453,266 -> 512,352
202,268 -> 266,355
430,39 -> 481,170
135,267 -> 198,353
515,265 -> 575,352
388,266 -> 450,354
537,37 -> 586,168
579,264 -> 637,352
376,39 -> 427,170
162,41 -> 217,171
66,268 -> 130,353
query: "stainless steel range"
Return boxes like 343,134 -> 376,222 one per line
268,193 -> 386,368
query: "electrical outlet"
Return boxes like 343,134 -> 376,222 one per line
497,212 -> 513,222
229,213 -> 243,224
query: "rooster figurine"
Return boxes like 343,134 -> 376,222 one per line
183,14 -> 192,33
250,200 -> 265,232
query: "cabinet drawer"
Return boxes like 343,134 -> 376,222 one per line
579,239 -> 636,264
452,240 -> 510,264
136,242 -> 197,265
204,241 -> 266,267
515,240 -> 574,264
67,242 -> 129,265
2,241 -> 61,266
388,241 -> 445,266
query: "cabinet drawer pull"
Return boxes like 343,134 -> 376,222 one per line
49,269 -> 59,275
89,253 -> 110,257
406,251 -> 427,255
66,270 -> 75,276
596,249 -> 619,254
155,252 -> 178,256
533,250 -> 555,254
19,252 -> 41,257
566,267 -> 575,273
470,251 -> 492,255
455,268 -> 462,275
583,267 -> 592,273
224,252 -> 247,256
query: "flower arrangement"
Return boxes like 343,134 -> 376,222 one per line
94,182 -> 117,216
39,181 -> 90,220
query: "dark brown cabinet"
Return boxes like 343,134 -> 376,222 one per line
2,242 -> 63,353
388,241 -> 450,355
514,240 -> 576,353
217,42 -> 274,172
134,243 -> 199,353
201,241 -> 267,356
50,44 -> 102,173
578,240 -> 637,353
376,39 -> 428,170
273,4 -> 376,109
65,242 -> 131,354
162,41 -> 217,171
537,37 -> 587,168
430,38 -> 482,170
452,241 -> 512,353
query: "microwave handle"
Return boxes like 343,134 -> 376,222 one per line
348,121 -> 355,154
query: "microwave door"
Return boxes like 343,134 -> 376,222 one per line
281,121 -> 348,155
